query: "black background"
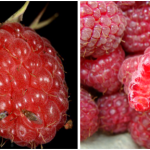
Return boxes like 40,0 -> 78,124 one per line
0,1 -> 77,149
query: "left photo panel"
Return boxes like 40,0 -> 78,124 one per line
0,1 -> 77,149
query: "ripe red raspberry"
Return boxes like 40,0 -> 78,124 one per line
97,92 -> 133,133
118,55 -> 142,94
81,46 -> 125,95
128,110 -> 150,148
80,88 -> 99,141
128,47 -> 150,111
80,1 -> 127,58
122,2 -> 150,53
0,22 -> 68,147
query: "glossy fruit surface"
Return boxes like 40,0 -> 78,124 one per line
0,22 -> 68,147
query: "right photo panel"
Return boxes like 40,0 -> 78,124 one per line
80,1 -> 146,149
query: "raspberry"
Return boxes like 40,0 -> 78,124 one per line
122,2 -> 150,53
81,45 -> 125,95
128,46 -> 150,111
80,1 -> 127,58
97,92 -> 133,133
128,110 -> 150,148
80,88 -> 99,141
118,55 -> 142,94
0,22 -> 69,147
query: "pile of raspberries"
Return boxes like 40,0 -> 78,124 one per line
80,1 -> 150,148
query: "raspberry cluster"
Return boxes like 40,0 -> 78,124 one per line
80,1 -> 150,148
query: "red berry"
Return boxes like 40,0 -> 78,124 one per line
122,2 -> 150,53
80,1 -> 127,58
97,92 -> 133,133
81,46 -> 125,95
128,110 -> 150,148
0,22 -> 68,147
80,88 -> 99,141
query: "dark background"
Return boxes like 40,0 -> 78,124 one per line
0,1 -> 77,149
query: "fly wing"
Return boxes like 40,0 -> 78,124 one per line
24,110 -> 43,124
32,114 -> 43,125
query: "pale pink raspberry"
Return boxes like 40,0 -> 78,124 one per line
80,1 -> 127,58
122,2 -> 150,53
80,88 -> 99,141
97,92 -> 133,133
81,45 -> 125,95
